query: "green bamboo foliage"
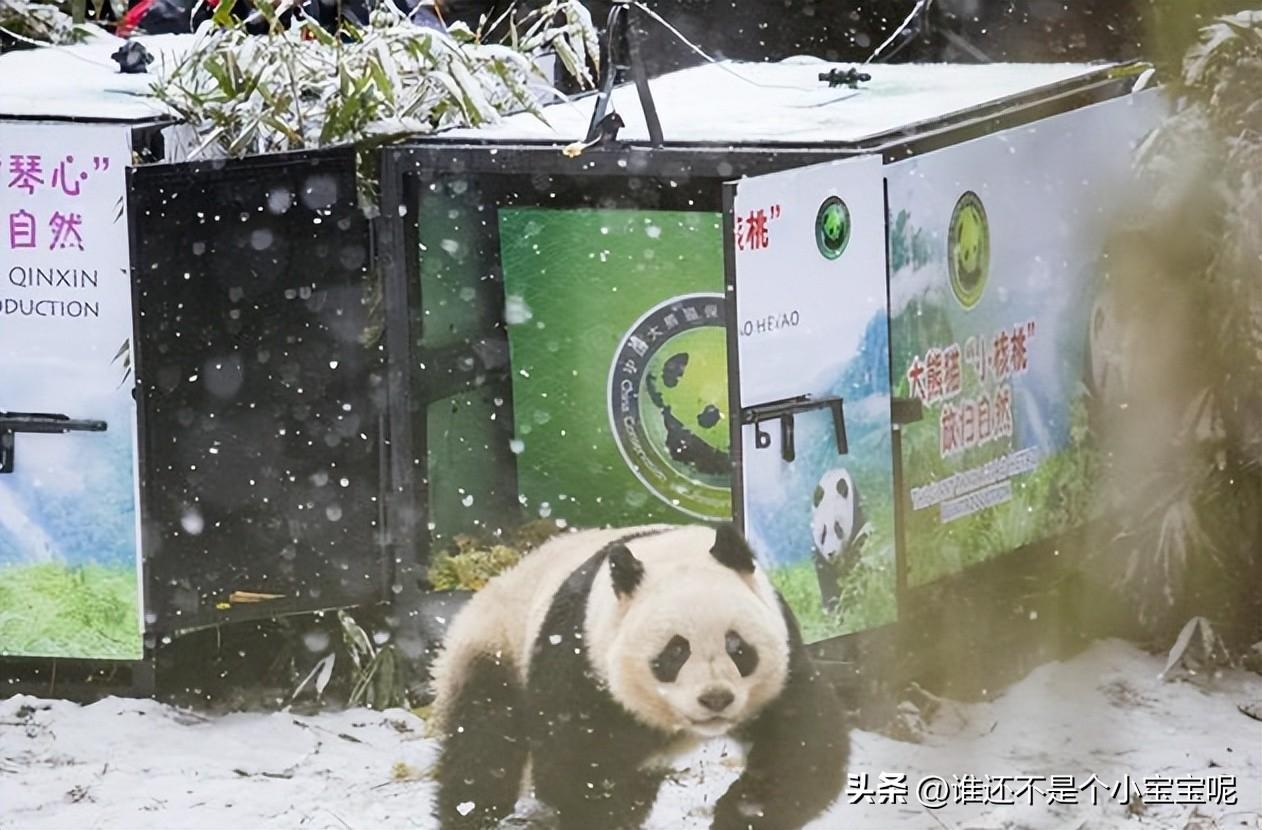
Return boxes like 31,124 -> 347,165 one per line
151,0 -> 597,159
0,0 -> 92,45
1093,10 -> 1262,643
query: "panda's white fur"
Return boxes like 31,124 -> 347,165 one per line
587,526 -> 790,737
429,523 -> 850,830
432,524 -> 789,739
431,526 -> 646,719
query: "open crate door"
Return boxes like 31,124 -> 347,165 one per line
724,156 -> 896,644
129,153 -> 388,634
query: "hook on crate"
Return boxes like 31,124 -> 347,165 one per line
742,395 -> 847,463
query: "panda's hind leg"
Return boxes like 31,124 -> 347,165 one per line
812,551 -> 842,614
435,654 -> 528,830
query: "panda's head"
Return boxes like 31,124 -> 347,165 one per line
1088,290 -> 1128,404
811,467 -> 862,563
587,525 -> 790,739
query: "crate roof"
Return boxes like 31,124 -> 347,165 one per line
436,57 -> 1132,148
0,33 -> 186,121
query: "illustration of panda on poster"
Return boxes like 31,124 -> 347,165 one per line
427,524 -> 851,830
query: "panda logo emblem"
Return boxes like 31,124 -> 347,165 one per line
948,191 -> 990,310
607,293 -> 732,521
815,196 -> 852,260
810,467 -> 870,613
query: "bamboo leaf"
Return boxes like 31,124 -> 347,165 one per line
338,610 -> 375,663
290,653 -> 336,701
262,115 -> 303,147
551,36 -> 586,87
211,0 -> 239,29
204,59 -> 234,98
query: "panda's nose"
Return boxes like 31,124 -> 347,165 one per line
697,687 -> 734,713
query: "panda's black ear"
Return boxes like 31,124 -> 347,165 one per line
608,544 -> 644,598
710,523 -> 756,574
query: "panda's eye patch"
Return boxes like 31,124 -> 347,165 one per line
812,485 -> 825,507
651,635 -> 691,683
836,477 -> 849,498
725,630 -> 759,678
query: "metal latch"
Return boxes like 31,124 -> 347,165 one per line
0,411 -> 108,474
741,395 -> 847,463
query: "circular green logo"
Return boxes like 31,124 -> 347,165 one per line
948,191 -> 990,309
607,294 -> 731,521
815,196 -> 851,260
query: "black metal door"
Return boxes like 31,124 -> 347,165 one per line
128,151 -> 390,632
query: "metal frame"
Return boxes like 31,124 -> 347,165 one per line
720,182 -> 744,540
373,65 -> 1146,650
376,159 -> 733,582
586,0 -> 664,147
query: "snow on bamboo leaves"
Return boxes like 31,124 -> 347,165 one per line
150,1 -> 598,159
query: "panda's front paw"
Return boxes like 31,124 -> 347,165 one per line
495,799 -> 560,830
711,789 -> 773,830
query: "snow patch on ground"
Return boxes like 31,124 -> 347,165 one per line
1,639 -> 1258,829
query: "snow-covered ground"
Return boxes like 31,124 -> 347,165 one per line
1,639 -> 1258,830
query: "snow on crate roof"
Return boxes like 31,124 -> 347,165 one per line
0,33 -> 188,121
438,57 -> 1123,147
0,39 -> 1122,143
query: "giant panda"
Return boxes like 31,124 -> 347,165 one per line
1085,288 -> 1129,413
810,468 -> 869,615
429,523 -> 849,830
1084,230 -> 1154,432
